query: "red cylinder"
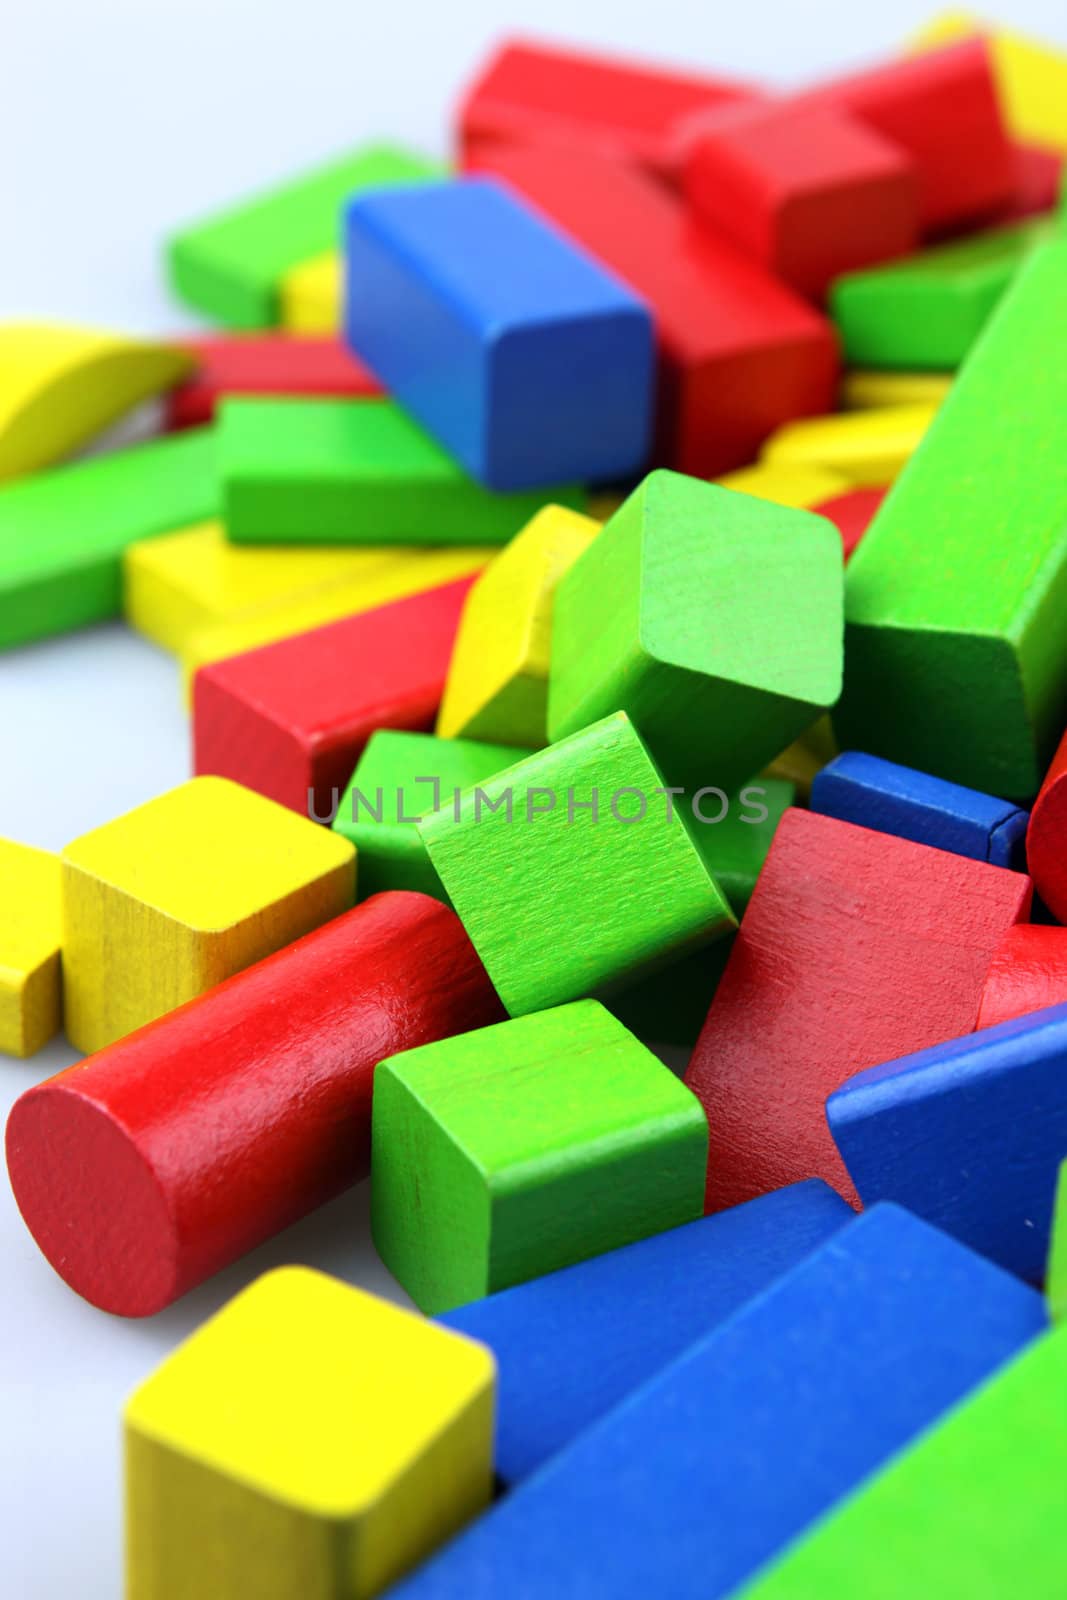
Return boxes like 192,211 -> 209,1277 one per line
6,892 -> 503,1316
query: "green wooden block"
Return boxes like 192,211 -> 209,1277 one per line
1046,1159 -> 1067,1324
837,240 -> 1067,797
689,777 -> 794,917
219,397 -> 585,545
167,143 -> 437,329
547,470 -> 843,797
830,215 -> 1057,369
0,429 -> 218,651
736,1323 -> 1067,1600
609,936 -> 734,1049
371,997 -> 709,1313
417,711 -> 736,1017
333,729 -> 534,902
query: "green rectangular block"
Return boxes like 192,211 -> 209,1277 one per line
837,240 -> 1067,797
0,429 -> 218,650
736,1323 -> 1067,1600
831,215 -> 1058,369
371,998 -> 709,1313
167,143 -> 438,328
219,397 -> 585,545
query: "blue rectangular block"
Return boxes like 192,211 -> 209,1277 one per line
828,1002 -> 1067,1283
391,1206 -> 1044,1600
440,1179 -> 851,1484
344,177 -> 655,490
811,751 -> 1028,867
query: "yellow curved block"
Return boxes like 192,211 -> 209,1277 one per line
760,405 -> 939,488
126,1266 -> 495,1600
841,370 -> 954,410
0,838 -> 61,1058
0,322 -> 192,484
436,504 -> 600,747
717,463 -> 850,508
280,250 -> 344,332
910,13 -> 1067,153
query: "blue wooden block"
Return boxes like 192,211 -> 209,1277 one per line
344,177 -> 655,491
828,1002 -> 1067,1283
390,1206 -> 1044,1600
811,750 -> 1028,867
440,1179 -> 851,1484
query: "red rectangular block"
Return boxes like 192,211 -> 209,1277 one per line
165,335 -> 382,429
812,486 -> 886,562
685,809 -> 1031,1212
193,574 -> 475,816
997,142 -> 1064,223
468,143 -> 838,476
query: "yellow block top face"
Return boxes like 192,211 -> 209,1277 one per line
761,405 -> 939,487
716,463 -> 849,508
62,777 -> 354,929
125,1267 -> 496,1515
910,13 -> 1067,152
0,837 -> 61,975
280,250 -> 343,333
0,321 -> 192,483
842,370 -> 954,410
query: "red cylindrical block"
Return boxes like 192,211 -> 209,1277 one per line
6,892 -> 503,1317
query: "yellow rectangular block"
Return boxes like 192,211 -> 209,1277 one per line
436,504 -> 600,747
125,1266 -> 495,1600
760,405 -> 939,488
280,250 -> 344,333
716,463 -> 849,507
910,13 -> 1067,153
62,776 -> 355,1052
841,370 -> 954,410
0,837 -> 62,1057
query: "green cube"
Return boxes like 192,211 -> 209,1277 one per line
371,998 -> 709,1313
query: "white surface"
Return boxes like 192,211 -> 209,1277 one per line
3,3 -> 1067,1596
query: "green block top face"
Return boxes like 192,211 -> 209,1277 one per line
417,711 -> 735,1016
167,143 -> 438,327
335,729 -> 534,844
736,1325 -> 1067,1600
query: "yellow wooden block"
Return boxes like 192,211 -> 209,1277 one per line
0,322 -> 192,484
716,463 -> 850,508
0,838 -> 62,1058
125,1266 -> 494,1600
910,13 -> 1067,153
436,504 -> 601,747
61,776 -> 355,1053
180,544 -> 492,700
760,405 -> 939,488
841,370 -> 954,410
280,250 -> 344,332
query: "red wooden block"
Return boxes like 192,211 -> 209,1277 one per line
1025,729 -> 1067,923
4,892 -> 504,1316
165,335 -> 382,430
684,103 -> 918,301
811,486 -> 886,562
685,809 -> 1031,1212
193,574 -> 475,817
457,36 -> 761,184
467,143 -> 838,477
976,924 -> 1067,1031
996,142 -> 1064,224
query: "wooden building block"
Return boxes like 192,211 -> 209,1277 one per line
1000,141 -> 1064,221
812,750 -> 1028,866
810,486 -> 885,561
0,838 -> 61,1059
7,894 -> 500,1313
977,925 -> 1067,1030
456,37 -> 760,183
0,322 -> 191,482
219,396 -> 584,544
840,369 -> 952,408
548,471 -> 843,797
684,103 -> 918,301
333,729 -> 534,901
837,241 -> 1067,796
280,251 -> 344,332
372,998 -> 709,1314
436,503 -> 600,747
1047,1161 -> 1067,1321
61,775 -> 355,1053
910,13 -> 1067,155
0,428 -> 217,650
830,214 -> 1056,368
387,1206 -> 1044,1600
124,1267 -> 495,1599
418,712 -> 735,1017
690,777 -> 795,917
466,144 -> 838,476
167,144 -> 437,328
165,334 -> 381,428
1024,725 -> 1067,920
761,404 -> 936,487
193,576 -> 475,815
715,463 -> 848,508
686,809 -> 1031,1211
346,177 -> 655,490
609,937 -> 736,1050
440,1180 -> 851,1484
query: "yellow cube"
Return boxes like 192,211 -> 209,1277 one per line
280,250 -> 344,332
0,837 -> 62,1057
125,1267 -> 495,1600
61,776 -> 355,1052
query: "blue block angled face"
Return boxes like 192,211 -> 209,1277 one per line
390,1206 -> 1045,1600
828,1001 -> 1067,1283
440,1179 -> 852,1484
344,177 -> 655,490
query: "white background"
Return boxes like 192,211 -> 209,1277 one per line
2,3 -> 1066,1596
